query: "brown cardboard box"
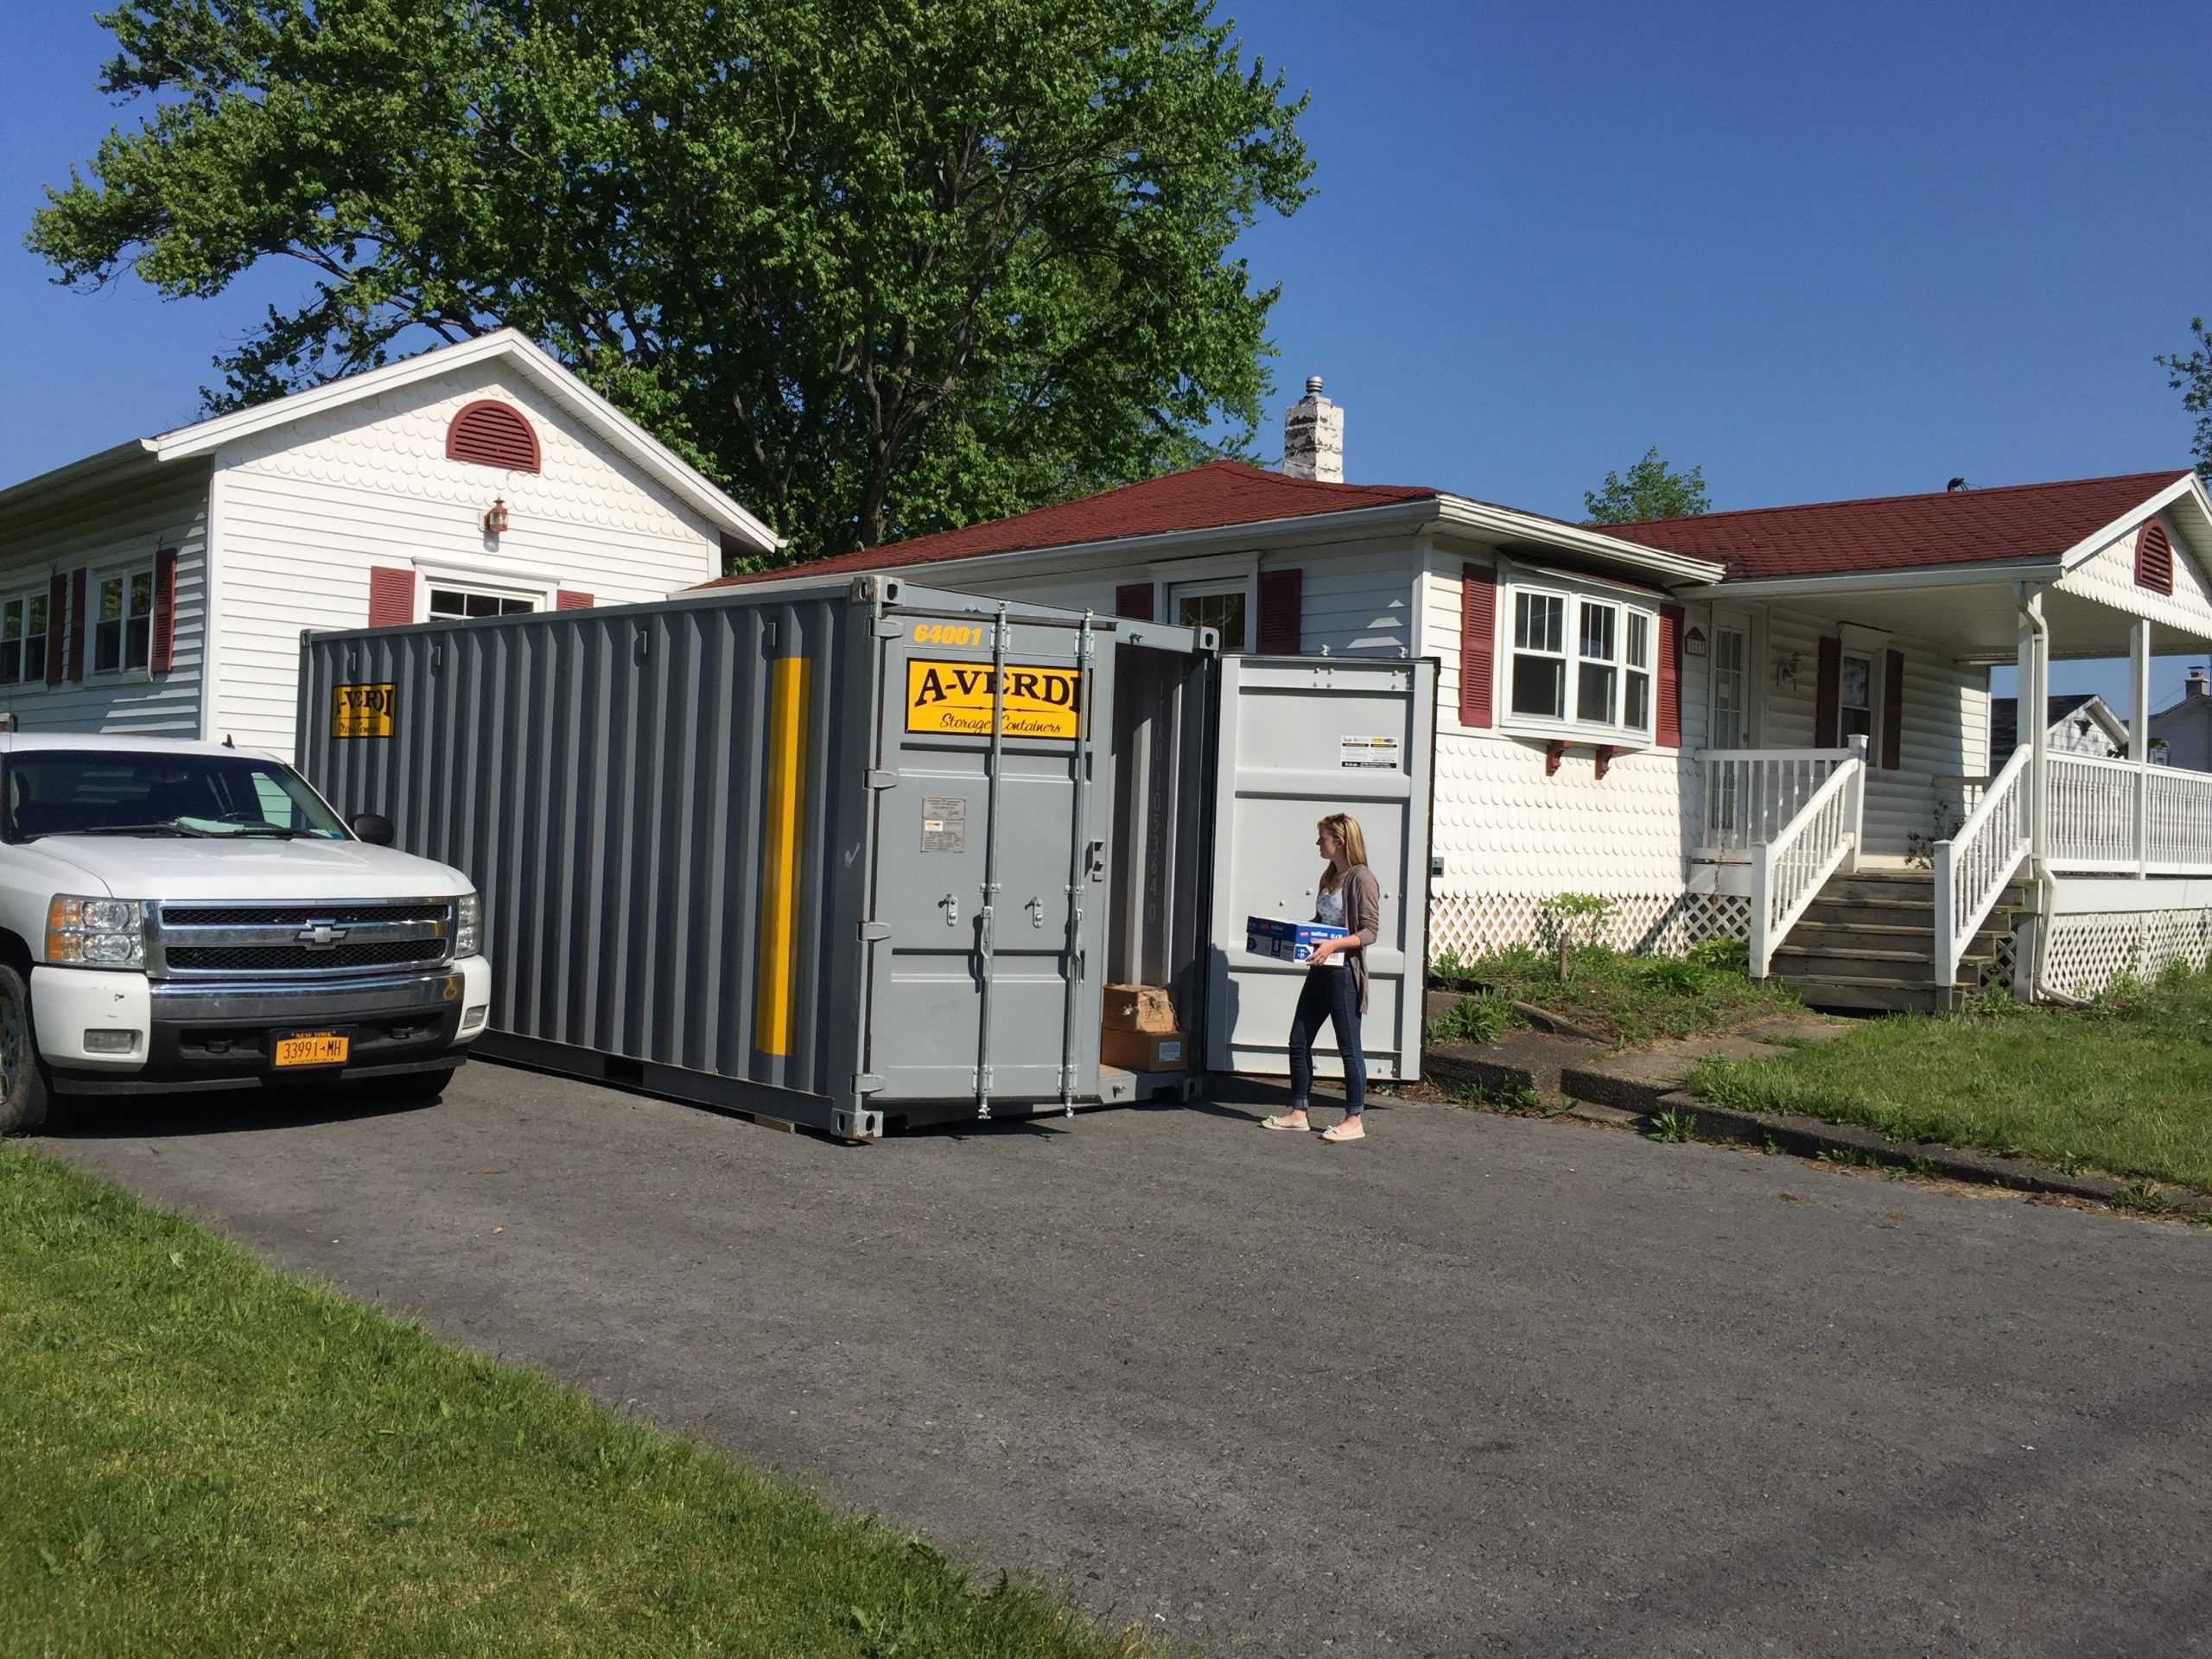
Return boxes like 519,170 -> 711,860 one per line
1100,1026 -> 1186,1071
1103,982 -> 1177,1033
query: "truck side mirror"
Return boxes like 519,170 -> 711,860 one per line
353,812 -> 396,847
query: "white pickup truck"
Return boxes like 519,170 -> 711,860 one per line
0,734 -> 492,1132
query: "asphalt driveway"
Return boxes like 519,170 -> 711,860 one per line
36,1065 -> 2212,1657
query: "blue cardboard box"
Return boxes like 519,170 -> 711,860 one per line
1246,915 -> 1348,963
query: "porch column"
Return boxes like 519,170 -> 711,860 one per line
2018,584 -> 2048,872
2130,618 -> 2152,878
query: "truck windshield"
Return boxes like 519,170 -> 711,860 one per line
3,751 -> 351,842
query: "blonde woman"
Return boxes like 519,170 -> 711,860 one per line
1262,813 -> 1382,1143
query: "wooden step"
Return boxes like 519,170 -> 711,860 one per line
1783,922 -> 2006,957
1774,974 -> 1955,1014
1770,945 -> 1986,981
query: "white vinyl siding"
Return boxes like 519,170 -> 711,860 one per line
210,363 -> 726,756
0,470 -> 208,740
1759,607 -> 1990,856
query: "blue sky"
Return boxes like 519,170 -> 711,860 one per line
4,0 -> 2209,708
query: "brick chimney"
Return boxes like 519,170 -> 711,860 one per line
1282,375 -> 1344,483
2188,667 -> 2209,699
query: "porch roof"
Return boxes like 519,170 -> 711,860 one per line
1601,469 -> 2194,581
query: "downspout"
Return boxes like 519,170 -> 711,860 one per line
2014,585 -> 2087,1005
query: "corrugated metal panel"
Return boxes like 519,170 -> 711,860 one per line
298,587 -> 874,1118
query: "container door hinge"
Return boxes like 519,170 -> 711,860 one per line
865,769 -> 898,791
852,1072 -> 886,1096
858,921 -> 891,943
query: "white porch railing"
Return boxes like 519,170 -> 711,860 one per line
1747,741 -> 1867,977
1701,748 -> 1855,853
2046,752 -> 2212,874
1930,745 -> 2031,987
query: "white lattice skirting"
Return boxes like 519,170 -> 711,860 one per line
2041,909 -> 2212,997
1429,890 -> 1750,963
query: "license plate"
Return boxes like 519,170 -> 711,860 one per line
274,1033 -> 349,1068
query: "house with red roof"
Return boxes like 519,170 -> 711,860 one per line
708,381 -> 2212,1008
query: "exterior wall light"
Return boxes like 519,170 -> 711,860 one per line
483,498 -> 511,536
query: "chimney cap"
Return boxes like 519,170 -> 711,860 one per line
1304,375 -> 1325,397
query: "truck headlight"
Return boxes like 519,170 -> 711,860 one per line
454,892 -> 480,957
47,896 -> 148,969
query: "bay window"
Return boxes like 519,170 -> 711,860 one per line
1501,572 -> 1660,744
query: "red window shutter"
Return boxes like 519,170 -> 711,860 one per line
67,569 -> 86,682
556,589 -> 594,610
1114,582 -> 1154,621
2135,521 -> 2174,595
368,567 -> 416,627
151,547 -> 180,674
44,573 -> 65,687
1881,649 -> 1905,770
1459,563 -> 1496,728
1656,605 -> 1685,748
1814,635 -> 1841,747
1255,568 -> 1301,654
445,400 -> 542,472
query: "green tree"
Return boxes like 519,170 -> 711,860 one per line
1582,448 -> 1712,524
2156,318 -> 2212,479
29,0 -> 1311,562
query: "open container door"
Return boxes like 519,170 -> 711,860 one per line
1203,655 -> 1437,1083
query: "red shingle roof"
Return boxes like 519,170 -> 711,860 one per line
1596,470 -> 2191,581
702,461 -> 1439,588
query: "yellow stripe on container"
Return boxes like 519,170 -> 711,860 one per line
753,655 -> 810,1056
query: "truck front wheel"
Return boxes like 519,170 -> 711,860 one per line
0,965 -> 54,1135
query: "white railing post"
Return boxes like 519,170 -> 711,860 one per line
1750,855 -> 1773,979
1932,837 -> 1957,988
2136,763 -> 2150,880
1845,734 -> 1869,872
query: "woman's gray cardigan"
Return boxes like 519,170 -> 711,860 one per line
1332,865 -> 1382,1015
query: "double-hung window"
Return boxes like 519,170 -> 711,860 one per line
1502,572 -> 1660,745
0,592 -> 48,686
1510,592 -> 1567,718
1839,652 -> 1874,740
93,567 -> 154,675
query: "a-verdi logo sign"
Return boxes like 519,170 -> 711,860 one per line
904,658 -> 1082,740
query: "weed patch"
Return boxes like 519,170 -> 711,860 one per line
1431,942 -> 1797,1047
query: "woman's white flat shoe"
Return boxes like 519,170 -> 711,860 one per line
1259,1114 -> 1311,1132
1320,1120 -> 1366,1142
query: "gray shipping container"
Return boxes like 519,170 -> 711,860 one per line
296,575 -> 1433,1137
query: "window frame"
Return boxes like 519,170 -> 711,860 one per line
0,588 -> 46,688
1170,575 -> 1255,655
425,582 -> 541,621
90,563 -> 156,678
1496,566 -> 1662,747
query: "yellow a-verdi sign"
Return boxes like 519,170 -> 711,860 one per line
330,682 -> 397,739
905,658 -> 1081,740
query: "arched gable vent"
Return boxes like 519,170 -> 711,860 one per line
2135,520 -> 2174,596
446,400 -> 541,473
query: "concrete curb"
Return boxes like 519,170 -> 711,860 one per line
1653,1091 -> 2212,1219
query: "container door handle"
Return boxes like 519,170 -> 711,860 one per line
939,893 -> 960,927
1085,839 -> 1106,882
1027,896 -> 1044,929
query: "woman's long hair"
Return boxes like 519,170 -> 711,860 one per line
1317,813 -> 1369,892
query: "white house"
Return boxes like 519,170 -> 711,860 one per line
0,329 -> 779,759
706,382 -> 2212,1005
1989,694 -> 2128,770
2148,668 -> 2212,770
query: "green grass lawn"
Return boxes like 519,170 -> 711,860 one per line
1429,941 -> 1800,1048
0,1144 -> 1160,1659
1691,969 -> 2212,1192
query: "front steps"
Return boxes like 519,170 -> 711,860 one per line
1767,868 -> 2027,1014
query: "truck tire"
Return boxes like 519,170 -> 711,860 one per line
0,964 -> 54,1135
385,1065 -> 458,1103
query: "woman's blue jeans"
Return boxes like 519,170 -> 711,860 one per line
1287,966 -> 1366,1116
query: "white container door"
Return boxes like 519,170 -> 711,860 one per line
1204,655 -> 1437,1081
